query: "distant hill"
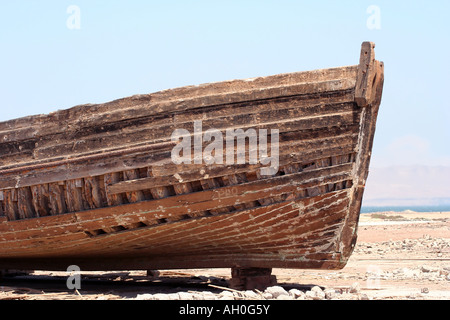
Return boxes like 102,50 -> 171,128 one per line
363,165 -> 450,207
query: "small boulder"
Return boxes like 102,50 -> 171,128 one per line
265,286 -> 289,299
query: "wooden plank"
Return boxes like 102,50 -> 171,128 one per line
0,92 -> 355,167
0,66 -> 357,140
30,184 -> 51,217
123,170 -> 146,203
0,107 -> 361,190
104,173 -> 124,206
28,100 -> 357,159
0,140 -> 175,175
338,53 -> 384,265
0,163 -> 352,246
74,164 -> 353,229
65,179 -> 85,213
48,182 -> 67,215
0,188 -> 347,254
80,190 -> 349,259
107,141 -> 356,195
0,147 -> 173,190
84,176 -> 107,209
3,189 -> 18,221
0,190 -> 4,217
355,42 -> 376,107
146,168 -> 171,200
17,187 -> 36,219
29,103 -> 358,162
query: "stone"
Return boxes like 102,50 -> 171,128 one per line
439,269 -> 449,276
277,294 -> 293,300
218,295 -> 234,300
324,289 -> 337,300
262,292 -> 273,299
191,293 -> 205,300
421,265 -> 434,273
219,290 -> 234,298
403,268 -> 418,278
201,291 -> 217,300
265,286 -> 289,299
152,293 -> 170,300
288,289 -> 304,299
135,294 -> 154,300
359,293 -> 369,300
421,287 -> 429,294
178,292 -> 194,300
305,286 -> 325,300
166,293 -> 180,300
350,282 -> 360,293
295,294 -> 306,300
243,290 -> 259,299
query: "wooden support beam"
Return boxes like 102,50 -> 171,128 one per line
355,42 -> 376,107
229,267 -> 277,291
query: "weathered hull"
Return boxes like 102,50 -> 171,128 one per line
0,42 -> 384,271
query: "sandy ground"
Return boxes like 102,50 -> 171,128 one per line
1,211 -> 449,300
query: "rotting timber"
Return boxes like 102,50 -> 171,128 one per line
0,42 -> 384,290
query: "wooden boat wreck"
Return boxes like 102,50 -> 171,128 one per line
0,42 -> 383,289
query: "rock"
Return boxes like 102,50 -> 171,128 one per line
359,293 -> 369,300
167,293 -> 180,300
191,293 -> 205,300
135,294 -> 154,300
305,286 -> 325,300
340,293 -> 358,300
265,286 -> 289,299
218,290 -> 234,300
421,265 -> 435,273
277,294 -> 293,300
243,290 -> 259,299
262,292 -> 273,299
403,268 -> 418,278
178,292 -> 194,300
439,269 -> 449,276
152,293 -> 170,300
311,286 -> 323,293
305,291 -> 314,300
288,289 -> 304,299
295,294 -> 306,300
350,282 -> 360,294
201,291 -> 217,300
324,289 -> 337,300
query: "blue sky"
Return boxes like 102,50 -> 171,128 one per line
0,1 -> 449,170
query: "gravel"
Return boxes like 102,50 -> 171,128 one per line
135,284 -> 371,300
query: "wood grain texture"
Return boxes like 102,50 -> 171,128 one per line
0,42 -> 384,271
